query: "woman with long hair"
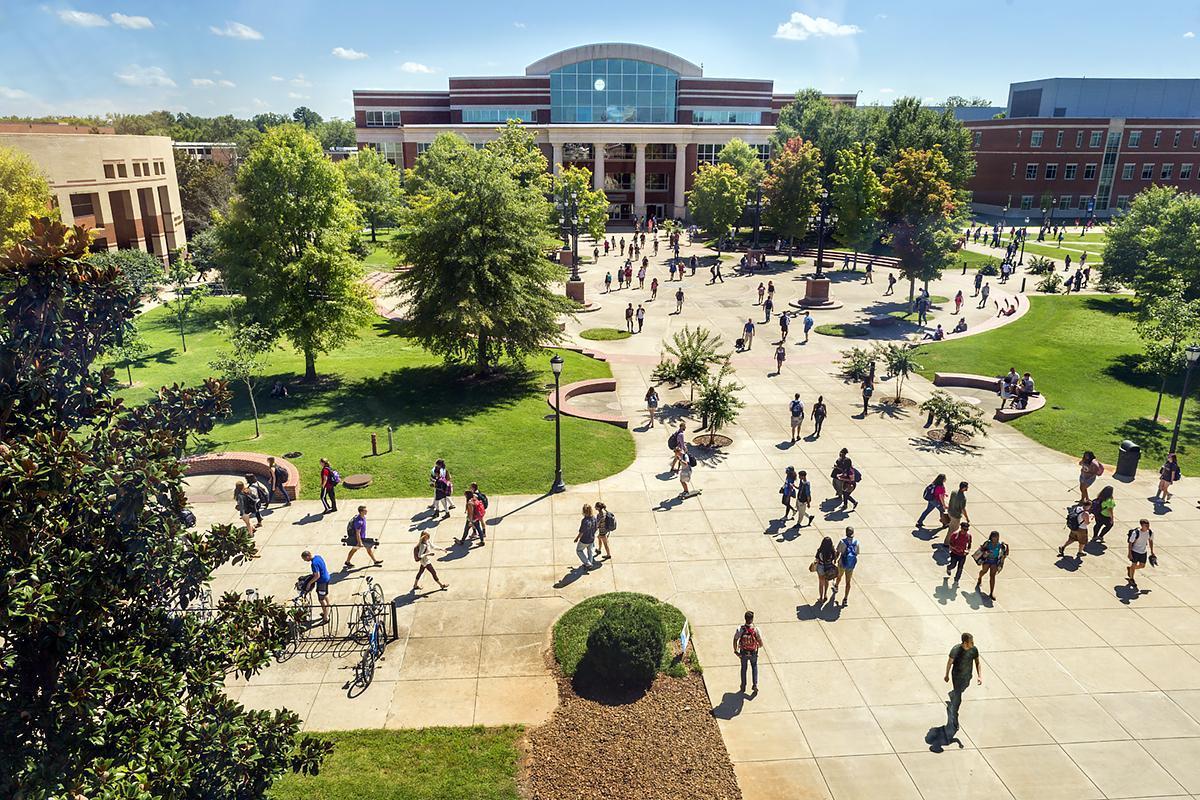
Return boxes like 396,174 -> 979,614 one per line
814,537 -> 838,603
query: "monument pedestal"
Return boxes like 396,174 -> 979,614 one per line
566,279 -> 586,304
792,277 -> 844,310
558,248 -> 575,268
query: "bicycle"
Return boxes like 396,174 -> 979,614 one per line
349,576 -> 386,640
277,578 -> 314,660
354,616 -> 387,688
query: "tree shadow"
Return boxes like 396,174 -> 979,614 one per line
907,435 -> 985,457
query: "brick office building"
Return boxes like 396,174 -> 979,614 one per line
353,42 -> 854,223
966,78 -> 1200,221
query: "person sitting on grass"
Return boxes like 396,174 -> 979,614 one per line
952,318 -> 968,334
922,324 -> 945,341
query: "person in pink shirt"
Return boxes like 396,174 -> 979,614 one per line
916,473 -> 948,530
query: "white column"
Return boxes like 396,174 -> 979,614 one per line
552,143 -> 562,176
633,143 -> 646,219
96,190 -> 118,250
673,143 -> 687,218
593,143 -> 605,191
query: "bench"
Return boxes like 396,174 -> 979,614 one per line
932,372 -> 1046,421
546,378 -> 629,429
182,452 -> 301,500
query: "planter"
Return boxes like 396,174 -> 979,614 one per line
926,428 -> 974,445
692,434 -> 732,448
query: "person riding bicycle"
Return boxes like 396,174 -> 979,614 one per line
301,550 -> 330,625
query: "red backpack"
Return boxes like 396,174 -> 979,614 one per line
737,624 -> 760,653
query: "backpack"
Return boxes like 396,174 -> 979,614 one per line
789,399 -> 803,417
922,483 -> 937,502
687,453 -> 697,468
476,491 -> 489,510
346,517 -> 358,540
413,544 -> 421,563
668,431 -> 680,450
737,625 -> 760,653
1066,505 -> 1083,530
272,465 -> 287,485
863,384 -> 874,398
1093,461 -> 1105,476
840,539 -> 859,569
605,511 -> 617,531
329,470 -> 341,486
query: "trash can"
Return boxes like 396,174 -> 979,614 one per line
1115,440 -> 1141,479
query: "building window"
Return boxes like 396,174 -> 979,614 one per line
692,108 -> 762,125
470,142 -> 488,150
645,173 -> 668,191
549,58 -> 678,123
1116,195 -> 1131,210
69,193 -> 94,218
1174,130 -> 1182,148
153,160 -> 164,175
116,162 -> 127,178
604,172 -> 634,191
645,144 -> 676,160
602,143 -> 635,160
1194,131 -> 1200,148
1064,163 -> 1078,180
1058,195 -> 1072,210
1045,163 -> 1058,179
365,110 -> 401,127
1162,163 -> 1174,179
1076,131 -> 1084,148
1078,196 -> 1090,209
697,144 -> 723,165
461,108 -> 534,123
973,131 -> 982,147
1142,163 -> 1154,179
103,163 -> 116,179
1089,131 -> 1102,147
562,143 -> 594,161
1016,130 -> 1022,146
1153,130 -> 1162,147
1128,131 -> 1142,148
378,142 -> 402,164
1024,163 -> 1037,179
1083,163 -> 1097,180
1182,163 -> 1194,180
1121,163 -> 1135,180
755,144 -> 771,163
415,142 -> 432,155
1030,130 -> 1044,147
133,163 -> 143,177
1055,130 -> 1064,147
1020,195 -> 1033,209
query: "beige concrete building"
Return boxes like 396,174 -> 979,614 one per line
0,125 -> 186,261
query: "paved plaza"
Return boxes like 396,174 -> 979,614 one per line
198,237 -> 1200,800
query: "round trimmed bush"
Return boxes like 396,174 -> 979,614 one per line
580,598 -> 666,690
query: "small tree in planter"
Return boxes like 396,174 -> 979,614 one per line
1026,255 -> 1056,275
695,362 -> 745,446
837,346 -> 876,381
881,343 -> 922,402
920,390 -> 988,442
661,325 -> 726,401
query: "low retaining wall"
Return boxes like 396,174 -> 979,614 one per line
932,372 -> 1046,421
183,452 -> 300,500
545,378 -> 629,429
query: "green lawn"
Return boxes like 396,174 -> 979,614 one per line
362,229 -> 399,269
993,232 -> 1105,265
116,298 -> 636,498
815,323 -> 870,338
269,728 -> 522,800
579,327 -> 632,341
916,295 -> 1199,471
552,592 -> 698,679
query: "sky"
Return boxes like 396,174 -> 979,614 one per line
2,0 -> 1199,120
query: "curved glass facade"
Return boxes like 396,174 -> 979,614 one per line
550,59 -> 677,123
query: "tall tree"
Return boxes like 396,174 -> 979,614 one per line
316,117 -> 356,149
1104,186 -> 1200,300
554,165 -> 609,254
717,138 -> 766,191
253,112 -> 291,131
1135,283 -> 1200,420
89,249 -> 165,299
339,147 -> 403,242
162,257 -> 208,352
0,144 -> 54,253
485,120 -> 552,194
761,137 -> 824,262
0,219 -> 329,798
882,147 -> 965,301
878,97 -> 975,189
209,321 -> 276,438
829,141 -> 884,267
390,142 -> 573,372
173,150 -> 235,235
291,106 -> 322,129
687,163 -> 747,257
216,125 -> 371,381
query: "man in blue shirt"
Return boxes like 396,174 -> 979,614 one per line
302,550 -> 331,624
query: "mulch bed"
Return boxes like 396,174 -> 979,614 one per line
691,434 -> 733,449
523,667 -> 740,800
926,428 -> 973,445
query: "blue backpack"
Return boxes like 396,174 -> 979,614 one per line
840,538 -> 859,569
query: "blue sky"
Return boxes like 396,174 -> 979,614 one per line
2,0 -> 1198,119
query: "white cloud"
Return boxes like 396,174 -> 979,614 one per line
209,20 -> 263,40
218,79 -> 235,88
774,12 -> 862,41
513,21 -> 526,28
110,12 -> 153,29
287,91 -> 309,99
290,75 -> 312,87
57,9 -> 109,27
252,97 -> 269,108
115,64 -> 176,87
270,75 -> 284,82
1186,31 -> 1196,38
191,78 -> 215,87
0,86 -> 30,99
400,61 -> 435,74
332,46 -> 368,60
878,87 -> 895,94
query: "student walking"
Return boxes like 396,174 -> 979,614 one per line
917,473 -> 949,529
636,304 -> 645,332
860,377 -> 874,416
814,537 -> 838,602
802,311 -> 814,343
953,290 -> 964,314
943,632 -> 983,740
624,303 -> 635,333
885,272 -> 896,295
832,527 -> 859,604
268,456 -> 291,506
458,490 -> 487,547
432,465 -> 453,519
779,468 -> 797,521
757,282 -> 766,304
1058,499 -> 1091,560
943,482 -> 970,546
576,505 -> 599,570
1156,453 -> 1182,502
974,530 -> 1008,600
604,271 -> 613,293
301,550 -> 332,624
1078,451 -> 1104,503
1126,519 -> 1156,589
742,318 -> 755,349
773,344 -> 786,375
811,396 -> 827,438
763,296 -> 774,323
678,449 -> 698,497
733,611 -> 764,694
977,282 -> 990,308
319,457 -> 339,514
1092,485 -> 1116,541
645,386 -> 660,427
779,311 -> 790,342
837,460 -> 862,511
946,522 -> 972,582
795,470 -> 814,525
234,481 -> 257,534
789,394 -> 805,442
412,532 -> 449,592
668,423 -> 687,471
675,287 -> 685,314
650,277 -> 659,300
594,501 -> 614,561
344,505 -> 383,569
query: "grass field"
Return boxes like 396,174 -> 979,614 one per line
362,229 -> 400,268
916,294 -> 1198,471
116,298 -> 636,498
815,323 -> 870,338
268,728 -> 522,800
579,327 -> 632,341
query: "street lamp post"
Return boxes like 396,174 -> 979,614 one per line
1019,216 -> 1029,265
550,354 -> 566,494
557,186 -> 582,283
1168,345 -> 1200,455
751,185 -> 762,250
814,188 -> 830,279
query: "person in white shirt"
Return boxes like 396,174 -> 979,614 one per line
1126,519 -> 1156,589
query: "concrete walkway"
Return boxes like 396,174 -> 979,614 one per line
198,233 -> 1200,799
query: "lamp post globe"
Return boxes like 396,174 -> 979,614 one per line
550,354 -> 566,493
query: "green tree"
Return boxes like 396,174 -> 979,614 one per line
659,325 -> 727,401
291,106 -> 322,129
253,111 -> 291,131
554,165 -> 609,255
317,117 -> 356,149
879,343 -> 922,402
89,249 -> 165,298
406,132 -> 474,194
830,141 -> 884,267
696,361 -> 745,446
882,147 -> 965,301
877,97 -> 975,189
217,125 -> 372,381
108,326 -> 149,387
0,144 -> 54,253
162,257 -> 209,352
920,390 -> 988,442
391,142 -> 572,372
0,219 -> 330,798
772,89 -> 863,177
761,137 -> 824,262
1135,283 -> 1200,420
1104,186 -> 1200,300
173,149 -> 235,235
717,137 -> 766,191
209,321 -> 276,438
339,147 -> 403,242
486,120 -> 552,194
688,163 -> 747,256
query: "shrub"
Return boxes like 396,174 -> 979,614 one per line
579,327 -> 631,341
1036,273 -> 1063,294
1026,255 -> 1056,275
1095,271 -> 1123,293
920,390 -> 988,442
978,261 -> 999,276
579,598 -> 667,690
651,356 -> 682,386
837,346 -> 876,380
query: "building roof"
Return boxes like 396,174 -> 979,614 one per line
0,122 -> 113,135
525,43 -> 704,77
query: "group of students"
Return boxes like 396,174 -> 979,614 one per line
997,367 -> 1037,410
232,457 -> 294,533
916,475 -> 1009,598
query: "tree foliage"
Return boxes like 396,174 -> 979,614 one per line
830,141 -> 884,261
0,219 -> 330,798
696,361 -> 745,445
88,248 -> 165,299
209,320 -> 276,438
1104,186 -> 1200,300
485,121 -> 552,194
688,164 -> 747,252
1135,282 -> 1200,420
882,148 -> 965,300
554,165 -> 610,248
162,258 -> 208,353
291,106 -> 322,129
390,137 -> 572,372
173,149 -> 235,236
716,138 -> 766,191
761,137 -> 823,254
660,326 -> 727,401
339,147 -> 403,242
920,390 -> 988,442
216,125 -> 371,380
877,342 -> 921,402
316,118 -> 355,149
0,144 -> 54,254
